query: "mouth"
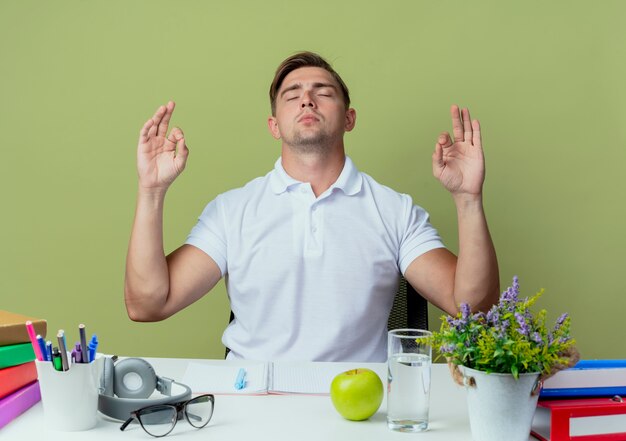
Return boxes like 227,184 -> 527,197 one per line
297,113 -> 320,123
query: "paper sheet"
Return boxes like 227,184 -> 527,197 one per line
182,361 -> 269,394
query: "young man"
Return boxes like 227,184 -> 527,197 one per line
124,52 -> 499,362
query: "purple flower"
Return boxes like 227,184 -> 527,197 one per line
555,313 -> 568,328
441,344 -> 455,354
461,303 -> 471,320
532,332 -> 543,344
515,312 -> 529,336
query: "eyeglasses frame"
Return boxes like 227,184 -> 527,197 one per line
119,393 -> 215,437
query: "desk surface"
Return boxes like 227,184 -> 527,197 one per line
1,357 -> 539,440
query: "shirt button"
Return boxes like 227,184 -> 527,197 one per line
300,187 -> 307,194
312,227 -> 317,233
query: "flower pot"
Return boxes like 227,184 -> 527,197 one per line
460,366 -> 540,441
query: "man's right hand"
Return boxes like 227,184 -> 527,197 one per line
137,101 -> 189,192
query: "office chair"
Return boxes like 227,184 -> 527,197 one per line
387,276 -> 429,331
225,276 -> 428,358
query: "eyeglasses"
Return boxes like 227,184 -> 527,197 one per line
120,394 -> 215,437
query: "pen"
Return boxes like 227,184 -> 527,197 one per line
51,347 -> 62,371
25,321 -> 44,361
234,368 -> 247,390
46,341 -> 53,362
59,329 -> 67,351
79,324 -> 88,364
57,332 -> 69,371
36,335 -> 48,362
88,334 -> 98,363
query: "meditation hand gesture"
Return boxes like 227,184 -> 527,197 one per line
137,101 -> 189,192
432,105 -> 485,197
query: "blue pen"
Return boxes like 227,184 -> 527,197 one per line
45,341 -> 52,362
88,334 -> 98,363
36,335 -> 47,361
234,368 -> 247,390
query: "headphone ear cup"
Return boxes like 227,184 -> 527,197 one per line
101,357 -> 115,397
113,358 -> 157,399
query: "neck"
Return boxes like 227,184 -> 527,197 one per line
281,145 -> 346,197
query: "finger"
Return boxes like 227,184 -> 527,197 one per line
174,135 -> 189,173
432,143 -> 444,177
139,119 -> 155,143
450,105 -> 463,142
462,108 -> 472,143
148,105 -> 167,138
167,127 -> 184,150
471,119 -> 482,148
438,132 -> 453,149
158,101 -> 176,137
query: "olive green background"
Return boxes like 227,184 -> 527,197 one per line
1,1 -> 624,360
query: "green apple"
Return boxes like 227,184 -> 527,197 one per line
330,368 -> 384,421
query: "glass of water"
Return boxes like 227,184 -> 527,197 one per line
387,328 -> 432,432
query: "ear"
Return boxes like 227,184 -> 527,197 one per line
344,108 -> 356,132
268,116 -> 281,140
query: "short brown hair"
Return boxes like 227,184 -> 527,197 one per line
269,51 -> 351,116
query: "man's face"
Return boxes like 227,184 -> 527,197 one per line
268,67 -> 355,152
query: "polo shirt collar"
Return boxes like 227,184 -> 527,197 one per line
269,156 -> 363,196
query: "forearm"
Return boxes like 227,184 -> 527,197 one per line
452,193 -> 500,312
124,188 -> 171,321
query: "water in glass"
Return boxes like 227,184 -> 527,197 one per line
387,353 -> 431,432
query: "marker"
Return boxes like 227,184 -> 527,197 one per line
74,343 -> 83,364
36,335 -> 48,361
25,321 -> 44,361
57,332 -> 69,371
51,348 -> 62,371
234,368 -> 247,390
88,334 -> 98,363
79,324 -> 88,364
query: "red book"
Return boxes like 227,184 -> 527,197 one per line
532,398 -> 626,440
0,361 -> 37,399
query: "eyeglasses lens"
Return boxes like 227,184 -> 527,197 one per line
137,405 -> 177,437
185,395 -> 214,428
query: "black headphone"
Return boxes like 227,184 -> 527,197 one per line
98,357 -> 192,421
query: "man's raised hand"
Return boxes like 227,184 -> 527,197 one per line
432,105 -> 485,197
137,101 -> 189,192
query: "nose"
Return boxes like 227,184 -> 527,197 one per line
301,91 -> 316,108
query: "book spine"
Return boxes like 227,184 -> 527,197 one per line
0,361 -> 38,399
0,381 -> 41,429
573,360 -> 626,369
0,343 -> 36,369
540,386 -> 626,398
0,319 -> 47,346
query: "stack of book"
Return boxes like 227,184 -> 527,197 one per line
532,360 -> 626,440
0,310 -> 46,429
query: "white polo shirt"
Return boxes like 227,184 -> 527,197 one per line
186,156 -> 445,362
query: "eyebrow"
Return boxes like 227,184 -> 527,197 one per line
280,82 -> 337,98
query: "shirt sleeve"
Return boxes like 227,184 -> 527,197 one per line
398,196 -> 446,275
185,196 -> 228,276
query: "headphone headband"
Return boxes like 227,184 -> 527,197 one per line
98,357 -> 192,421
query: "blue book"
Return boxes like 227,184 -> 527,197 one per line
540,360 -> 626,398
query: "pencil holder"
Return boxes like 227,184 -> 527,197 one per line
35,355 -> 103,431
